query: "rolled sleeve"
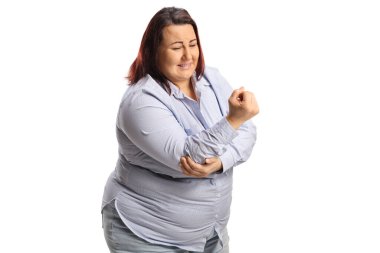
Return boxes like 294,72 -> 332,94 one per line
118,86 -> 239,177
219,120 -> 257,172
184,117 -> 238,164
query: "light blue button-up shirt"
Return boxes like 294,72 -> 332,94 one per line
102,66 -> 257,251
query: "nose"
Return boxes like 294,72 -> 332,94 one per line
182,46 -> 191,60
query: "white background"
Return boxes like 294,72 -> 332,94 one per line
1,0 -> 379,252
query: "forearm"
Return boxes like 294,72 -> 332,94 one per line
119,103 -> 238,177
183,117 -> 237,164
219,120 -> 257,172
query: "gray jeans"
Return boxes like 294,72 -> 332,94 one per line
102,202 -> 229,253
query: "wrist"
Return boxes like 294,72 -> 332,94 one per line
226,115 -> 243,129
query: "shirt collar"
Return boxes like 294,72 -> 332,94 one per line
169,75 -> 210,99
168,81 -> 184,99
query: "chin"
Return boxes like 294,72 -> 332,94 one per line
183,68 -> 196,76
183,73 -> 194,80
176,69 -> 193,77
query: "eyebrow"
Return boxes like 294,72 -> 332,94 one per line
169,39 -> 197,46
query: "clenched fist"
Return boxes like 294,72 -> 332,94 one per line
226,87 -> 259,129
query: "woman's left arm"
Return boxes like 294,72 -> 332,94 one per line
181,67 -> 258,176
218,119 -> 256,172
208,67 -> 257,172
180,121 -> 256,177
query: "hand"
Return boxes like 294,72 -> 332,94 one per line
226,87 -> 259,129
180,156 -> 222,178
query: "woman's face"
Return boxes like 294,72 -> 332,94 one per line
157,24 -> 199,87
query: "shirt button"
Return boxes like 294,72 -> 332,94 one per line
210,179 -> 215,185
216,193 -> 221,197
215,214 -> 218,218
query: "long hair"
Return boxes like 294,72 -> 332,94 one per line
127,7 -> 205,92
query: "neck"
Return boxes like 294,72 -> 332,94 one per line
175,79 -> 197,100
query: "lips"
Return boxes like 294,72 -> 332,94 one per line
178,62 -> 192,70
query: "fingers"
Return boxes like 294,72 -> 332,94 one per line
205,157 -> 222,172
242,92 -> 259,115
230,87 -> 245,103
231,87 -> 245,97
180,157 -> 191,175
231,89 -> 259,114
180,156 -> 222,178
230,88 -> 256,105
238,91 -> 251,104
180,157 -> 205,177
185,156 -> 200,167
186,157 -> 208,177
204,157 -> 218,164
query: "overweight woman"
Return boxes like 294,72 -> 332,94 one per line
101,7 -> 259,253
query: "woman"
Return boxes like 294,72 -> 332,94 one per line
102,7 -> 259,253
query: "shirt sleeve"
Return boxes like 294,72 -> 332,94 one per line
117,88 -> 238,177
219,120 -> 257,172
206,67 -> 257,172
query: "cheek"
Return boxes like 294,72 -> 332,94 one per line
164,53 -> 181,67
193,49 -> 200,61
159,50 -> 176,67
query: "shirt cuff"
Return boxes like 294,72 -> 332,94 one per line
215,117 -> 238,144
219,151 -> 235,172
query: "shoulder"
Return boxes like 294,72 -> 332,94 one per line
203,66 -> 232,92
204,66 -> 222,79
119,75 -> 173,111
125,75 -> 166,95
203,66 -> 229,85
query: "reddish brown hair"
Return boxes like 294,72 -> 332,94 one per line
127,7 -> 205,92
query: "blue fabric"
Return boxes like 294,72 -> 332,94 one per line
102,66 -> 256,251
102,201 -> 229,253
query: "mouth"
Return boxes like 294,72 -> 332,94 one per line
177,62 -> 192,70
